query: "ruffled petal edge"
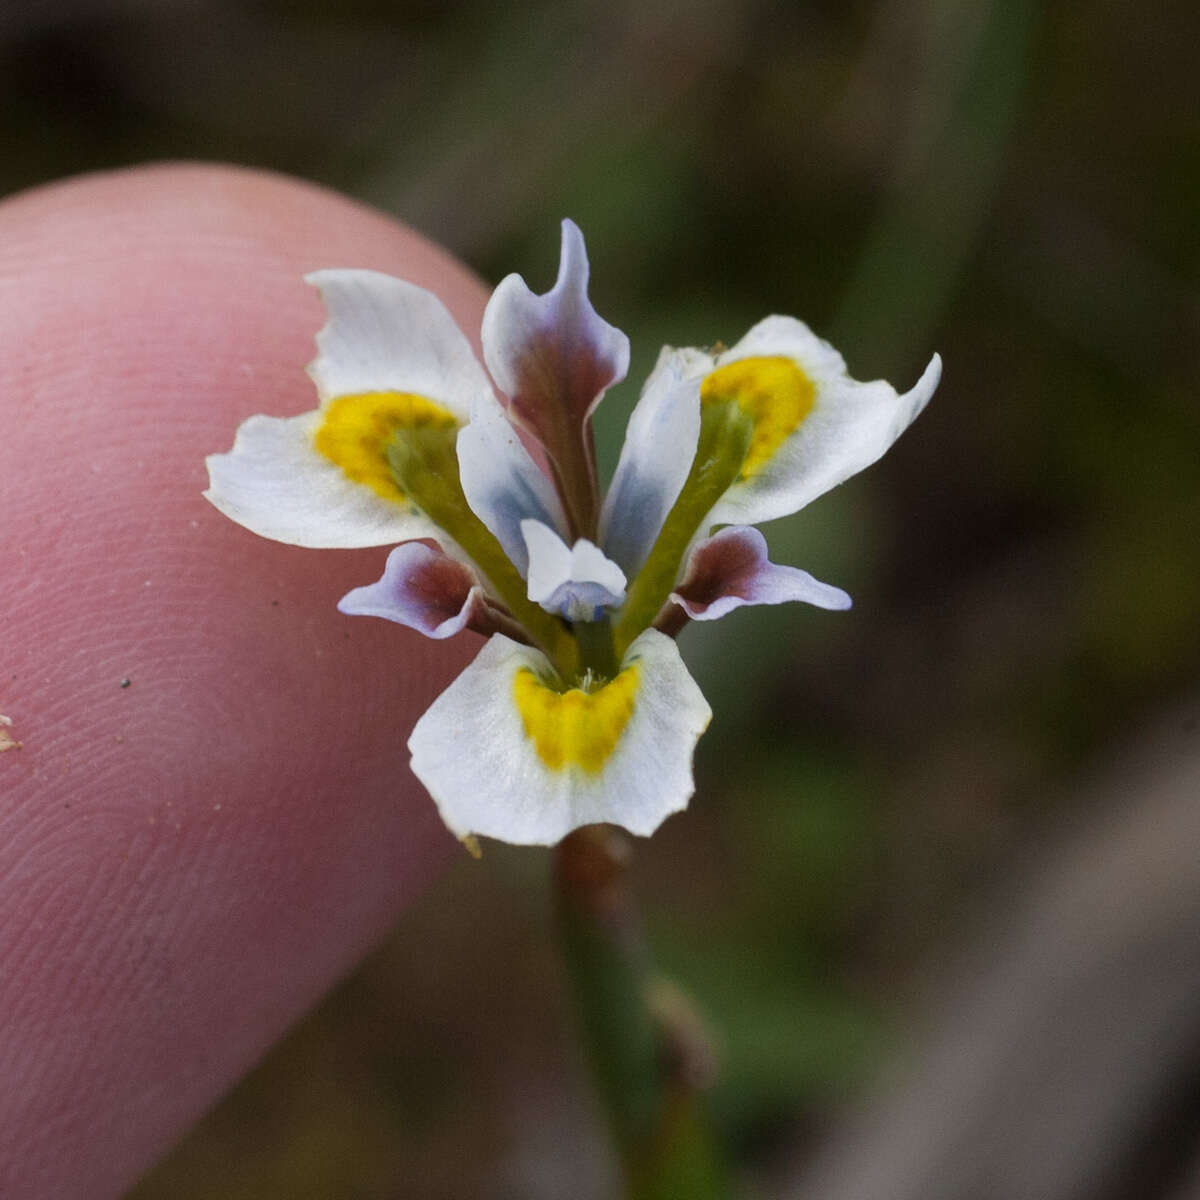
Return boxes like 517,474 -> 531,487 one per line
204,410 -> 438,548
306,268 -> 493,421
408,629 -> 711,844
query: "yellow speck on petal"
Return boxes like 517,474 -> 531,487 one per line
701,356 -> 815,479
513,665 -> 640,773
314,391 -> 458,502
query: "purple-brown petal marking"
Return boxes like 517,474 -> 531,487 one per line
337,541 -> 494,640
669,526 -> 851,622
480,219 -> 630,538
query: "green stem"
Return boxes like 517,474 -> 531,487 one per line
387,429 -> 576,678
574,613 -> 619,681
614,400 -> 753,656
554,826 -> 728,1200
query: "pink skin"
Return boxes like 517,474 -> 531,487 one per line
0,165 -> 485,1198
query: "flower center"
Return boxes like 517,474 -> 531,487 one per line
513,664 -> 639,773
314,391 -> 458,501
700,356 -> 815,479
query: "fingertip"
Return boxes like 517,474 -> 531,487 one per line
0,163 -> 484,1196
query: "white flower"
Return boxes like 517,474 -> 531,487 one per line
205,221 -> 939,846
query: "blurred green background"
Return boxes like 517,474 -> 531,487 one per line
4,1 -> 1197,1196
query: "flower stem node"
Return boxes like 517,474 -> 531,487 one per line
205,220 -> 940,846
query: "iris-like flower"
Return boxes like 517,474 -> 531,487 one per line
206,222 -> 939,847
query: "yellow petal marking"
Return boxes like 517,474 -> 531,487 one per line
700,355 -> 815,480
314,391 -> 458,502
513,665 -> 640,774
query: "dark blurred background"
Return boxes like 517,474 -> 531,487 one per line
4,2 -> 1197,1196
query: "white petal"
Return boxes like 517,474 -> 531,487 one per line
481,219 -> 630,428
522,519 -> 626,621
478,221 -> 628,537
408,630 -> 711,845
521,518 -> 573,598
720,314 -> 848,380
456,397 -> 569,576
207,270 -> 497,549
599,349 -> 702,577
204,410 -> 437,548
306,269 -> 493,420
704,316 -> 940,529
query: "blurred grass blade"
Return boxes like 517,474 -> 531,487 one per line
832,0 -> 1039,375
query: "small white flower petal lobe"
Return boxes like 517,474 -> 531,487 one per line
600,352 -> 702,577
521,518 -> 573,598
457,398 -> 570,576
481,220 -> 630,431
670,525 -> 851,622
522,519 -> 627,621
688,314 -> 940,530
337,542 -> 491,639
204,411 -> 436,548
719,314 -> 848,380
306,269 -> 493,420
408,630 -> 711,845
